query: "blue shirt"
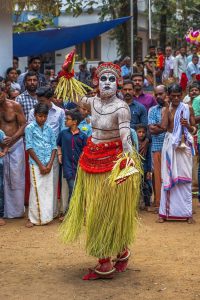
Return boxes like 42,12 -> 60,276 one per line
186,61 -> 200,82
78,117 -> 92,137
0,130 -> 5,165
148,105 -> 165,152
57,128 -> 87,180
121,65 -> 131,77
140,142 -> 152,173
28,102 -> 65,139
25,121 -> 57,166
128,100 -> 148,129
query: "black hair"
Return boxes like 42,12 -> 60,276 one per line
34,103 -> 49,115
36,87 -> 54,99
24,71 -> 39,83
168,83 -> 182,94
113,60 -> 120,65
13,56 -> 19,61
123,79 -> 134,89
192,54 -> 199,60
149,45 -> 156,49
6,67 -> 16,76
98,61 -> 105,66
65,109 -> 83,125
28,56 -> 41,65
131,73 -> 144,80
135,124 -> 147,132
189,81 -> 200,92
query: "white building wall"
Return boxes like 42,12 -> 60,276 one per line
55,13 -> 119,71
0,9 -> 13,76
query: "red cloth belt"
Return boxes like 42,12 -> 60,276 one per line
79,137 -> 123,173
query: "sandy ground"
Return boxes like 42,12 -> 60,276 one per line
1,200 -> 200,300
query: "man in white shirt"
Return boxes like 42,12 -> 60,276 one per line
173,46 -> 187,81
162,46 -> 174,83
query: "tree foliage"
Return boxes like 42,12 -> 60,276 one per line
64,0 -> 133,58
152,0 -> 200,48
13,17 -> 54,33
10,0 -> 62,16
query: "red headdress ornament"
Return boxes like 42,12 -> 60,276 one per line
55,49 -> 92,102
93,62 -> 123,88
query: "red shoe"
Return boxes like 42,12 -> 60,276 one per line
82,258 -> 116,280
113,249 -> 131,273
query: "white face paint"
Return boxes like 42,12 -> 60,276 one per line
99,72 -> 117,98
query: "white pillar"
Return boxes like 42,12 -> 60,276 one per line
0,3 -> 13,77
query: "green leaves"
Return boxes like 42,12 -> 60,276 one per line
13,17 -> 54,33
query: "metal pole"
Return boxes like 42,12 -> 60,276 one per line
149,0 -> 152,42
130,0 -> 134,74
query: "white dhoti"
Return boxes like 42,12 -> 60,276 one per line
29,164 -> 54,225
159,132 -> 193,219
4,139 -> 25,218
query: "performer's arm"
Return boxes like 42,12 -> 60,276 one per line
118,105 -> 132,153
80,96 -> 92,108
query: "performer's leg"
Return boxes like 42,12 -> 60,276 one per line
113,248 -> 131,273
83,257 -> 115,280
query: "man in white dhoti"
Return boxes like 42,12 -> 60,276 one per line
25,103 -> 57,227
0,83 -> 26,218
158,84 -> 196,223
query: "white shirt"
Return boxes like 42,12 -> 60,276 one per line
173,54 -> 187,80
162,55 -> 174,80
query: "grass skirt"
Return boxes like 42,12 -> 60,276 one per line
59,156 -> 141,258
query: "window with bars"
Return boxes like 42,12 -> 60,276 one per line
76,36 -> 101,61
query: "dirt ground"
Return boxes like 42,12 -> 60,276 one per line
1,200 -> 200,300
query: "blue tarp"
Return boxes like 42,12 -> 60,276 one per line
13,16 -> 131,57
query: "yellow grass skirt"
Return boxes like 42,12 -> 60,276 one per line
59,160 -> 141,258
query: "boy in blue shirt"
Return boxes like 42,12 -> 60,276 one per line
57,109 -> 87,211
25,103 -> 57,227
78,102 -> 92,137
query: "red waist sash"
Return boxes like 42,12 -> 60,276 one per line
79,137 -> 123,173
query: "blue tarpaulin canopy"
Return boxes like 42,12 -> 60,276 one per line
13,16 -> 131,57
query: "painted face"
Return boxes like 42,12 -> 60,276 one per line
99,72 -> 117,98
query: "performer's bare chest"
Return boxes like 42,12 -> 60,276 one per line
91,102 -> 119,130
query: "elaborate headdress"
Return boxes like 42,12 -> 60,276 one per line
93,62 -> 123,88
185,28 -> 200,47
55,49 -> 92,102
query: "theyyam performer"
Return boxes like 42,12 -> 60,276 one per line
57,53 -> 142,280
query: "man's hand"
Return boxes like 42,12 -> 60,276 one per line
146,172 -> 152,180
58,154 -> 62,164
0,151 -> 6,158
45,163 -> 53,174
163,96 -> 170,108
180,118 -> 189,129
39,164 -> 47,175
3,136 -> 13,146
139,138 -> 149,157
